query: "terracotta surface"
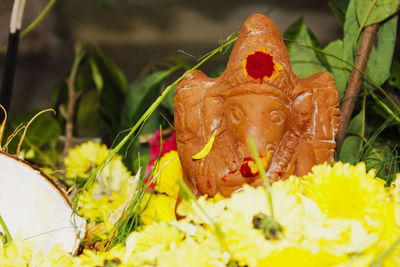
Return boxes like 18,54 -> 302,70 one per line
174,14 -> 340,197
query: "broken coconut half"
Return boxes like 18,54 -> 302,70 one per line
0,151 -> 86,254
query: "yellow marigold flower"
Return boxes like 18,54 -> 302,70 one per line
73,244 -> 127,267
125,222 -> 184,265
390,174 -> 400,228
64,141 -> 108,178
300,162 -> 390,231
152,151 -> 183,198
158,235 -> 228,267
299,162 -> 400,263
257,247 -> 347,267
189,182 -> 377,266
101,155 -> 132,194
141,193 -> 176,225
0,239 -> 73,267
29,244 -> 74,267
0,239 -> 34,267
211,193 -> 226,202
64,141 -> 131,193
177,194 -> 228,226
77,182 -> 127,222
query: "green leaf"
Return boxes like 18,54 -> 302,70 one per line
120,69 -> 177,130
389,59 -> 400,89
159,84 -> 177,114
329,0 -> 351,26
76,91 -> 108,137
94,47 -> 128,94
21,113 -> 60,149
324,40 -> 349,98
355,0 -> 400,26
58,43 -> 128,140
209,66 -> 225,78
339,112 -> 364,163
91,46 -> 127,135
363,142 -> 397,183
343,0 -> 360,70
284,16 -> 329,78
365,15 -> 398,88
6,112 -> 60,167
119,67 -> 179,172
89,56 -> 103,92
74,55 -> 95,94
330,0 -> 351,14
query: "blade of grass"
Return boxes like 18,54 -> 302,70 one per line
0,213 -> 12,244
178,179 -> 224,238
247,136 -> 274,219
370,237 -> 400,267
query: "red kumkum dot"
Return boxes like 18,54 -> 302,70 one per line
245,51 -> 275,82
240,157 -> 258,178
228,169 -> 237,175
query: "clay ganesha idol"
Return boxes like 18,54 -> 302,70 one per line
174,14 -> 340,197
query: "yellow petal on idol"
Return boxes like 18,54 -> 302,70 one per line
192,130 -> 217,160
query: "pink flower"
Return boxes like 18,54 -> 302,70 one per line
144,129 -> 177,190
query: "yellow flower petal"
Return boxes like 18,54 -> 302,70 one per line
192,130 -> 217,160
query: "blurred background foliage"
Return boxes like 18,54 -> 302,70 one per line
0,0 -> 399,183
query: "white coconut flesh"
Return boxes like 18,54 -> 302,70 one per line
0,152 -> 86,254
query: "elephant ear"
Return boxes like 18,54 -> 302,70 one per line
224,13 -> 297,94
175,70 -> 209,144
302,72 -> 341,164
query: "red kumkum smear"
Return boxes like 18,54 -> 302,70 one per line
240,157 -> 258,178
245,51 -> 275,82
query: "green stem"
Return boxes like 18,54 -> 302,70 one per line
0,0 -> 57,54
0,213 -> 12,244
370,93 -> 400,124
247,136 -> 274,220
350,132 -> 383,162
63,44 -> 85,156
361,89 -> 367,141
21,0 -> 57,39
370,237 -> 400,267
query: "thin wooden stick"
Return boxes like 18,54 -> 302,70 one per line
0,0 -> 26,120
336,23 -> 379,152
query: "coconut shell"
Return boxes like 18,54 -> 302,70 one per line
0,151 -> 86,254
